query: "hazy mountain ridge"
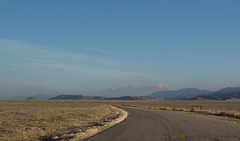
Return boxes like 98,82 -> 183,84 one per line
48,94 -> 154,100
3,94 -> 56,100
149,87 -> 240,100
30,87 -> 240,100
49,94 -> 105,100
104,96 -> 154,100
148,88 -> 209,100
101,84 -> 171,97
189,87 -> 240,100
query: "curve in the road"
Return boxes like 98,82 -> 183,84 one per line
85,106 -> 240,141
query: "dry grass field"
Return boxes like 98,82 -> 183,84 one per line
106,100 -> 240,120
0,100 -> 113,141
1,100 -> 239,140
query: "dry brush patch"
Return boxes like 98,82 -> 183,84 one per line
0,100 -> 114,141
105,100 -> 240,121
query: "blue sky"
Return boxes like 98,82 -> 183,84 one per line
0,0 -> 240,98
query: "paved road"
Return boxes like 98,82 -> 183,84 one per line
85,106 -> 240,141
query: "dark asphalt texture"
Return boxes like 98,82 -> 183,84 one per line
84,106 -> 240,141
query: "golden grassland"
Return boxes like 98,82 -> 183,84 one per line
1,100 -> 240,140
0,100 -> 113,141
105,100 -> 240,120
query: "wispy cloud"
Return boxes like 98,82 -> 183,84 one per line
88,48 -> 114,55
80,47 -> 114,55
0,39 -> 168,97
0,39 -> 115,64
0,39 -> 152,79
34,63 -> 153,79
230,60 -> 240,64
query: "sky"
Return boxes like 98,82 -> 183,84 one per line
1,0 -> 240,98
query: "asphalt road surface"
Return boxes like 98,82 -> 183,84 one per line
85,106 -> 240,141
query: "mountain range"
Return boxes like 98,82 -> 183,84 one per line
49,94 -> 154,100
148,87 -> 240,100
148,88 -> 209,100
101,84 -> 171,97
30,87 -> 240,101
188,87 -> 240,100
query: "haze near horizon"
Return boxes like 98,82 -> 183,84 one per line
0,0 -> 240,98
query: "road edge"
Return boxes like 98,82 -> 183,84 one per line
51,105 -> 128,141
121,104 -> 240,123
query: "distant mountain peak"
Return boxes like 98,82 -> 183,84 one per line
148,88 -> 209,100
102,83 -> 172,97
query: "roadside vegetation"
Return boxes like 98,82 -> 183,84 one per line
0,100 -> 114,141
106,100 -> 240,121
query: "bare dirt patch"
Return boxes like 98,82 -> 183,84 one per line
0,100 -> 127,141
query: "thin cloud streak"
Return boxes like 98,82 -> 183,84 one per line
35,63 -> 153,78
88,48 -> 114,55
0,39 -> 116,65
79,47 -> 114,55
230,60 -> 240,64
0,39 -> 157,80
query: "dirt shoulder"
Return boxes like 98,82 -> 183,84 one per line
43,105 -> 128,141
100,100 -> 240,123
120,102 -> 240,123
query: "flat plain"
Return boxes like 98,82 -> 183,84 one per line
0,100 -> 113,140
1,100 -> 240,141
